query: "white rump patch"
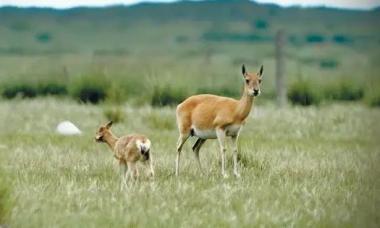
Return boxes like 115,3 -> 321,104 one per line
56,121 -> 82,135
136,139 -> 151,152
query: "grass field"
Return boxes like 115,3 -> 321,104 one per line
0,98 -> 379,227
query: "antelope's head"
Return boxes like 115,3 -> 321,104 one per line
242,64 -> 264,97
95,121 -> 113,143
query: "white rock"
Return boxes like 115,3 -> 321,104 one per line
56,121 -> 82,135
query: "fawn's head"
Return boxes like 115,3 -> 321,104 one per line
242,64 -> 264,97
95,121 -> 113,142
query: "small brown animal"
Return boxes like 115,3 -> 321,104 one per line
175,64 -> 263,178
95,121 -> 154,186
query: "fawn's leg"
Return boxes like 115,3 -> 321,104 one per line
119,162 -> 127,190
127,162 -> 138,184
147,152 -> 155,178
143,159 -> 155,178
141,148 -> 154,178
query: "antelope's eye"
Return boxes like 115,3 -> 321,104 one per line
245,79 -> 249,84
259,79 -> 262,83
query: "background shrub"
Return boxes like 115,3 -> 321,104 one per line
2,83 -> 37,99
254,19 -> 268,30
69,74 -> 110,104
197,86 -> 240,98
332,34 -> 352,44
202,32 -> 273,43
305,33 -> 325,43
320,59 -> 339,69
288,80 -> 321,106
324,80 -> 364,101
38,82 -> 67,96
151,85 -> 187,107
35,32 -> 52,43
1,80 -> 68,99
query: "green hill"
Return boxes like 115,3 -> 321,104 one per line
0,0 -> 379,104
0,0 -> 378,54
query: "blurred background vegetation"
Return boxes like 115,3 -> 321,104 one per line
0,0 -> 379,106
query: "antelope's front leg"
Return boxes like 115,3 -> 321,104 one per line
216,128 -> 228,178
231,136 -> 240,178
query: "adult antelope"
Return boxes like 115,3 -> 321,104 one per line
175,64 -> 263,178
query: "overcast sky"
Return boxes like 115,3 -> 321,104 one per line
0,0 -> 379,10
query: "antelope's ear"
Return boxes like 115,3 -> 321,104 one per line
242,64 -> 246,76
105,121 -> 113,129
258,65 -> 264,77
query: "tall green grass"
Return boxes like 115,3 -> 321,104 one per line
0,169 -> 12,225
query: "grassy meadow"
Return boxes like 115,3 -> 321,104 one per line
0,98 -> 379,227
0,0 -> 380,227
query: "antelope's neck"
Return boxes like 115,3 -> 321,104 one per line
103,132 -> 118,151
236,87 -> 254,121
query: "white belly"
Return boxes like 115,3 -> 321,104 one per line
191,124 -> 242,139
192,127 -> 217,139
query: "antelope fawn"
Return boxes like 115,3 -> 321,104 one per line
175,64 -> 263,178
95,121 -> 154,186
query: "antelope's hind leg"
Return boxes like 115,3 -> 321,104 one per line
125,161 -> 139,186
143,151 -> 155,178
175,133 -> 190,176
192,138 -> 206,174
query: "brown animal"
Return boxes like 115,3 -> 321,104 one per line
95,121 -> 154,186
175,64 -> 263,178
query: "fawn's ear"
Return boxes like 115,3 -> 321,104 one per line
105,121 -> 113,129
258,65 -> 264,77
242,64 -> 246,76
